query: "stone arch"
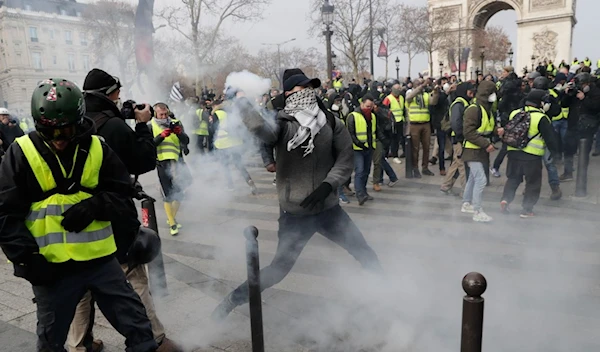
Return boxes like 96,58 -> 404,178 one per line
469,0 -> 523,29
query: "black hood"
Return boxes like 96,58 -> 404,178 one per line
84,92 -> 122,117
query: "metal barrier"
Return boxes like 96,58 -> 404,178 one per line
460,272 -> 487,352
405,135 -> 414,178
244,226 -> 264,352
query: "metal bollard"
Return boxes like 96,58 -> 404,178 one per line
244,226 -> 264,352
141,198 -> 169,298
405,135 -> 414,178
575,138 -> 591,197
460,272 -> 487,352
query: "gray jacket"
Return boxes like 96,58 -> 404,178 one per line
241,99 -> 353,215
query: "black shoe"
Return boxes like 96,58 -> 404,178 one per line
366,193 -> 374,200
211,295 -> 237,322
412,169 -> 422,178
422,169 -> 435,176
358,195 -> 368,205
399,153 -> 406,158
559,173 -> 573,182
429,157 -> 438,165
445,156 -> 452,161
593,151 -> 600,157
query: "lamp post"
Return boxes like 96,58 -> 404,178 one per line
321,0 -> 334,82
480,48 -> 485,74
508,47 -> 514,66
395,56 -> 400,81
439,61 -> 444,78
261,38 -> 296,83
531,54 -> 536,72
470,66 -> 474,80
369,0 -> 374,77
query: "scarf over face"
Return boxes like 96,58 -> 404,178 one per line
283,88 -> 327,157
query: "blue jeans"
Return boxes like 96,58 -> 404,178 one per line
463,161 -> 487,211
543,149 -> 560,187
436,129 -> 447,170
354,150 -> 373,197
375,154 -> 398,184
552,119 -> 568,158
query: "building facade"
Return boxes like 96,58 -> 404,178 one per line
0,0 -> 92,117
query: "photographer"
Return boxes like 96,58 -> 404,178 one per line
0,108 -> 25,149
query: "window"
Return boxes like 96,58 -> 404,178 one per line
68,54 -> 75,71
29,27 -> 38,42
80,32 -> 87,46
49,29 -> 54,40
52,55 -> 57,65
82,55 -> 89,71
65,30 -> 72,44
32,52 -> 42,70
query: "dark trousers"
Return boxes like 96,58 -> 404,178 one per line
435,129 -> 447,171
492,143 -> 508,170
390,122 -> 405,157
228,205 -> 382,306
157,160 -> 184,202
501,156 -> 543,212
195,134 -> 213,154
32,257 -> 156,352
219,148 -> 252,187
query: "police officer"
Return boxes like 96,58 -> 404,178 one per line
0,79 -> 157,351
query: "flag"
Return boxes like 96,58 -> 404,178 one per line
460,48 -> 471,73
377,41 -> 388,58
448,49 -> 457,72
169,82 -> 184,102
135,0 -> 155,70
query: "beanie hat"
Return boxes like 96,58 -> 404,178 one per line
83,68 -> 121,95
526,89 -> 546,106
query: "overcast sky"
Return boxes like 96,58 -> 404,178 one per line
101,0 -> 596,78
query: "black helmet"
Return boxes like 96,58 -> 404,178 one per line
575,72 -> 592,86
126,227 -> 161,273
532,76 -> 550,90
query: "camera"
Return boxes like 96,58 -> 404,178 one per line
121,100 -> 154,120
423,85 -> 433,93
169,120 -> 181,130
565,82 -> 578,97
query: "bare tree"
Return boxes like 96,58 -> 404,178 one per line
84,0 -> 136,95
250,47 -> 326,86
472,26 -> 511,73
158,0 -> 270,95
396,4 -> 424,77
375,0 -> 401,80
413,5 -> 452,77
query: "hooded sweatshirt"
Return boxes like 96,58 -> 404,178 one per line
461,80 -> 497,164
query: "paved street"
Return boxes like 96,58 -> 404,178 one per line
1,150 -> 600,352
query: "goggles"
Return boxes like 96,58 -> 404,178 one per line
37,124 -> 78,142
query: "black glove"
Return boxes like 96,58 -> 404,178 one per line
183,146 -> 190,156
300,182 -> 333,210
14,253 -> 57,286
61,198 -> 96,233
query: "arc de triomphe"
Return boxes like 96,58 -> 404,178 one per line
429,0 -> 577,77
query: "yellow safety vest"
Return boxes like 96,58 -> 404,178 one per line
386,94 -> 405,122
15,135 -> 116,264
464,104 -> 495,149
450,97 -> 469,137
548,89 -> 562,121
507,107 -> 547,156
333,79 -> 343,92
584,59 -> 592,67
19,121 -> 28,132
407,92 -> 430,123
195,109 -> 209,136
213,110 -> 243,149
351,111 -> 376,150
572,60 -> 579,66
151,119 -> 181,161
561,107 -> 569,120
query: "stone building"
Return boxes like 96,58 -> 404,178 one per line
0,0 -> 91,117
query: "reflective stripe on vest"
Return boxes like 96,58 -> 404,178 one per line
152,119 -> 181,161
351,112 -> 376,150
386,94 -> 405,122
195,109 -> 209,135
213,110 -> 243,149
407,92 -> 430,123
560,107 -> 569,120
464,104 -> 495,149
506,107 -> 547,156
449,97 -> 469,137
15,135 -> 116,263
548,89 -> 562,120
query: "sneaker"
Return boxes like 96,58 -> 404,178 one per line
500,200 -> 509,214
461,202 -> 475,214
559,173 -> 573,182
373,183 -> 382,192
429,157 -> 438,165
388,180 -> 399,187
473,210 -> 493,222
520,211 -> 535,218
366,193 -> 374,200
412,169 -> 422,178
170,225 -> 179,236
490,168 -> 501,177
358,194 -> 368,206
166,220 -> 183,229
339,194 -> 350,204
392,157 -> 402,164
440,188 -> 457,196
343,186 -> 355,196
248,180 -> 258,195
211,295 -> 237,322
272,178 -> 277,186
422,169 -> 435,176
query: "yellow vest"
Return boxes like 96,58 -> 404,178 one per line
464,104 -> 495,149
351,111 -> 376,150
333,79 -> 343,91
450,97 -> 470,137
19,121 -> 28,132
213,110 -> 243,149
386,94 -> 405,122
15,135 -> 116,263
151,119 -> 181,161
572,60 -> 579,66
561,107 -> 569,120
507,107 -> 547,156
548,89 -> 562,121
584,59 -> 592,67
195,109 -> 209,136
407,92 -> 430,123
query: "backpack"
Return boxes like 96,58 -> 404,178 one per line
502,109 -> 538,149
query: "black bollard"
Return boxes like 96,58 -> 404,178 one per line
460,272 -> 487,352
244,226 -> 264,352
405,135 -> 414,178
141,198 -> 169,298
575,138 -> 591,197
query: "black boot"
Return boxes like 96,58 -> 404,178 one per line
550,185 -> 562,200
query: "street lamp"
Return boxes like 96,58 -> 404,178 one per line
261,38 -> 296,81
470,66 -> 474,80
508,47 -> 514,66
439,61 -> 444,78
530,54 -> 536,72
395,56 -> 400,81
480,48 -> 485,74
321,0 -> 334,81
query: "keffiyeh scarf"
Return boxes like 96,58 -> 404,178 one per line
283,88 -> 327,157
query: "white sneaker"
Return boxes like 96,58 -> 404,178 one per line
473,210 -> 493,222
461,202 -> 475,213
393,157 -> 402,164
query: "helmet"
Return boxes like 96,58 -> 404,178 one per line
527,71 -> 541,80
0,107 -> 9,115
532,76 -> 550,90
575,72 -> 592,86
127,227 -> 161,271
32,78 -> 85,128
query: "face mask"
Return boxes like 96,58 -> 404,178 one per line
583,85 -> 590,93
377,88 -> 383,93
331,104 -> 340,111
555,84 -> 563,91
443,83 -> 450,93
543,103 -> 551,112
392,89 -> 401,96
362,108 -> 372,116
113,98 -> 122,109
488,93 -> 497,103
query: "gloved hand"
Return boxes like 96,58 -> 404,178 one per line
14,253 -> 57,286
183,146 -> 190,156
173,125 -> 183,135
300,182 -> 333,210
160,129 -> 172,138
61,198 -> 96,233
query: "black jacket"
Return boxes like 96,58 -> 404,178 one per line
0,123 -> 25,150
0,118 -> 138,270
85,93 -> 157,176
346,109 -> 387,150
507,109 -> 559,161
562,85 -> 600,131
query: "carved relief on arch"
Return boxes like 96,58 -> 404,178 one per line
532,27 -> 558,62
530,0 -> 566,10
